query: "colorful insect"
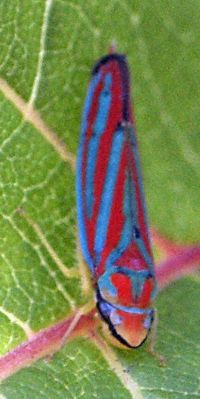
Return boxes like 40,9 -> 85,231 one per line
77,51 -> 157,348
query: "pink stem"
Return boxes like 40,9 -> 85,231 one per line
0,231 -> 199,382
151,227 -> 188,255
156,245 -> 200,290
0,310 -> 96,382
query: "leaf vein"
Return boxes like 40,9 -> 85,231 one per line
0,306 -> 33,339
0,78 -> 76,168
29,0 -> 54,106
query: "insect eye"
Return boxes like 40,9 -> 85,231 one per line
110,310 -> 122,326
98,300 -> 112,318
143,310 -> 154,330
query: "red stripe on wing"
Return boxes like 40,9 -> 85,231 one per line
81,59 -> 124,267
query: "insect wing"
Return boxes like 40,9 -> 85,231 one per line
77,54 -> 154,280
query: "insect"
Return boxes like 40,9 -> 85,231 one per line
77,51 -> 157,348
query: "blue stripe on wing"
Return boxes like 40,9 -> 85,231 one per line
77,72 -> 101,272
102,124 -> 155,289
104,169 -> 136,269
86,74 -> 112,217
94,126 -> 125,261
129,125 -> 151,244
127,125 -> 155,276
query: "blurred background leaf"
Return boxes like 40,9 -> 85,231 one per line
0,1 -> 199,398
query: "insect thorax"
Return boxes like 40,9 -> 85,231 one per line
97,265 -> 157,310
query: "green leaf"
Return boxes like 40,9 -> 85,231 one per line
0,1 -> 199,398
1,279 -> 199,399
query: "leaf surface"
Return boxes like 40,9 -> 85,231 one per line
0,1 -> 199,398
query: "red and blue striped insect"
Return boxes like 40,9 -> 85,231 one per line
77,51 -> 157,348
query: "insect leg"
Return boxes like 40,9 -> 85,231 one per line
147,308 -> 165,366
